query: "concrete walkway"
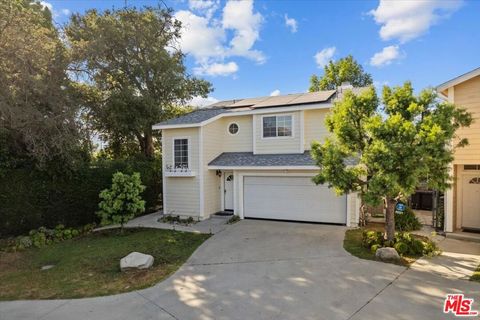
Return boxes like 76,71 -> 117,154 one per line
95,212 -> 230,234
1,220 -> 479,320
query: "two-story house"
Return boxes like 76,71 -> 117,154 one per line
153,87 -> 361,227
437,67 -> 480,233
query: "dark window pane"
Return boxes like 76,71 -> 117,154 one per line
263,116 -> 277,137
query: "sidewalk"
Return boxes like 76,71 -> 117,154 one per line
95,211 -> 231,235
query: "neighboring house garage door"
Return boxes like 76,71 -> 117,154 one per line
243,176 -> 346,224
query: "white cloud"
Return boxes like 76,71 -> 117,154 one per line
314,47 -> 336,68
222,0 -> 265,64
370,45 -> 402,67
270,89 -> 281,96
40,1 -> 52,11
284,14 -> 298,33
189,96 -> 219,108
174,0 -> 265,77
174,10 -> 226,64
39,1 -> 71,18
188,0 -> 219,19
194,61 -> 239,76
369,0 -> 463,43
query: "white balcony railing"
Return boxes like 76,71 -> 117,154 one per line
164,165 -> 196,177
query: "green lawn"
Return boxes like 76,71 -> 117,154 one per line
470,264 -> 480,282
0,228 -> 210,300
343,228 -> 418,266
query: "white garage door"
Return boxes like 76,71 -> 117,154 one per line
244,176 -> 346,224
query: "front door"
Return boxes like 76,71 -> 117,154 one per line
462,174 -> 480,230
224,172 -> 234,211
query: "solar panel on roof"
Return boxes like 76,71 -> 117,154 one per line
251,94 -> 303,108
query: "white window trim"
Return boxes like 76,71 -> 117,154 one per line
172,136 -> 191,169
227,122 -> 240,136
260,113 -> 295,140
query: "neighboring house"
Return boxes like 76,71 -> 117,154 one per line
437,67 -> 480,233
153,86 -> 361,227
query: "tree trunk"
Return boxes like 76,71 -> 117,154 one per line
385,197 -> 396,242
136,129 -> 155,158
144,130 -> 154,158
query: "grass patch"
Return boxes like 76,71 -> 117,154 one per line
470,264 -> 480,282
0,228 -> 210,300
344,228 -> 422,266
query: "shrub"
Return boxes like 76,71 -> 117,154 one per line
227,215 -> 241,224
97,172 -> 146,230
395,207 -> 422,231
9,223 -> 94,251
394,242 -> 409,255
370,244 -> 381,253
0,158 -> 161,237
422,240 -> 439,256
361,229 -> 439,257
362,230 -> 384,248
159,215 -> 195,225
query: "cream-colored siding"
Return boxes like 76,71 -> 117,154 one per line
453,75 -> 480,164
161,107 -> 337,218
222,115 -> 253,152
254,111 -> 302,154
163,127 -> 200,217
304,109 -> 329,150
202,120 -> 224,216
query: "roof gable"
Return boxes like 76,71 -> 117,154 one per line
437,67 -> 480,96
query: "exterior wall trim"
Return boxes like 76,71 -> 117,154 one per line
252,115 -> 257,155
437,67 -> 480,95
199,128 -> 204,218
161,135 -> 167,214
445,86 -> 455,232
300,110 -> 305,153
220,171 -> 225,211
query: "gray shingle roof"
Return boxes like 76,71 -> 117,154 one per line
155,108 -> 230,126
208,152 -> 316,167
208,151 -> 359,167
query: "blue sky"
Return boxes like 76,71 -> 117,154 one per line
45,0 -> 479,106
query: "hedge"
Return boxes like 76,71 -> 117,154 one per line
0,158 -> 162,237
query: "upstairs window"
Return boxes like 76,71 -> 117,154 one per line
262,115 -> 293,138
464,165 -> 480,171
173,138 -> 189,169
228,123 -> 239,135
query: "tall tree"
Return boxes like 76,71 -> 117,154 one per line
309,55 -> 373,92
66,7 -> 212,158
311,83 -> 472,241
0,0 -> 82,170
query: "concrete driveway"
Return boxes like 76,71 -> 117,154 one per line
1,220 -> 479,320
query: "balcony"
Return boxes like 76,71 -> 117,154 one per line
164,165 -> 196,177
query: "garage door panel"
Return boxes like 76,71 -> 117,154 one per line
244,176 -> 346,224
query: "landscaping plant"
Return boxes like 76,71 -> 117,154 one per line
362,230 -> 439,257
312,83 -> 472,241
97,172 -> 146,231
227,215 -> 241,224
4,224 -> 96,251
395,207 -> 422,231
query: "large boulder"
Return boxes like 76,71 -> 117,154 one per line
120,252 -> 154,271
375,247 -> 400,262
